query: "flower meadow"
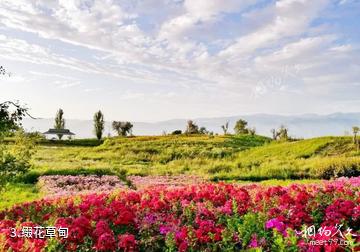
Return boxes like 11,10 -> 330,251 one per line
38,175 -> 127,197
127,175 -> 205,190
0,177 -> 359,251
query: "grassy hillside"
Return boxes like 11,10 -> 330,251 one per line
32,135 -> 270,177
29,135 -> 360,181
214,136 -> 360,180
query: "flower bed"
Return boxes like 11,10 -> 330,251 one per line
127,175 -> 205,190
0,177 -> 359,251
38,175 -> 128,197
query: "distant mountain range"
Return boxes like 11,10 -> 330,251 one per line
21,113 -> 360,139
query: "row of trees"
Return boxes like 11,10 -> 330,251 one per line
172,119 -> 257,136
54,110 -> 293,141
53,109 -> 133,140
170,119 -> 290,140
170,121 -> 209,135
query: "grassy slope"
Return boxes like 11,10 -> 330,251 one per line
31,135 -> 360,181
32,135 -> 270,176
214,136 -> 360,180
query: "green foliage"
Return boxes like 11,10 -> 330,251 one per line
0,130 -> 37,189
3,138 -> 103,147
0,183 -> 41,210
171,130 -> 182,135
54,108 -> 65,140
0,101 -> 29,134
221,203 -> 269,251
221,136 -> 360,180
18,167 -> 125,184
237,212 -> 268,248
25,131 -> 46,140
41,138 -> 103,146
93,110 -> 105,140
199,126 -> 209,135
234,119 -> 249,135
112,121 -> 133,136
271,229 -> 298,252
19,135 -> 360,182
224,135 -> 271,150
31,135 -> 268,177
313,157 -> 360,179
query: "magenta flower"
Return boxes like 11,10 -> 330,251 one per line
265,218 -> 286,233
249,234 -> 259,248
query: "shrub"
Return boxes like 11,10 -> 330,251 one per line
314,157 -> 360,179
0,131 -> 36,189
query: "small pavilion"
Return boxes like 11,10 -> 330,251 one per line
43,129 -> 75,139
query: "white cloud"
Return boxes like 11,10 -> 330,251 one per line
0,0 -> 359,119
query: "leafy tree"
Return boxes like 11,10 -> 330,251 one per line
0,101 -> 36,190
199,126 -> 209,135
185,120 -> 199,134
0,101 -> 29,134
221,122 -> 229,135
93,110 -> 105,140
248,127 -> 256,136
112,121 -> 133,136
0,130 -> 36,188
234,119 -> 249,134
277,125 -> 288,141
271,125 -> 289,141
54,109 -> 65,140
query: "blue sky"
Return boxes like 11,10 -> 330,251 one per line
0,0 -> 359,122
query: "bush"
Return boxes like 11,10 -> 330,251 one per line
17,168 -> 124,184
39,138 -> 104,147
0,131 -> 36,189
171,130 -> 182,135
314,157 -> 360,179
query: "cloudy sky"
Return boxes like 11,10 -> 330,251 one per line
0,0 -> 359,122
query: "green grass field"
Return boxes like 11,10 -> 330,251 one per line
31,135 -> 270,177
31,135 -> 359,180
0,183 -> 42,210
1,134 -> 359,210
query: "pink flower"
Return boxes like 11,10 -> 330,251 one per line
248,234 -> 259,248
265,218 -> 286,234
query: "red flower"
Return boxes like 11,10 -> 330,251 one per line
92,220 -> 112,239
68,226 -> 86,243
114,209 -> 135,225
95,232 -> 116,251
118,233 -> 137,252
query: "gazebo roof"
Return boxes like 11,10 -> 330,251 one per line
43,128 -> 75,135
